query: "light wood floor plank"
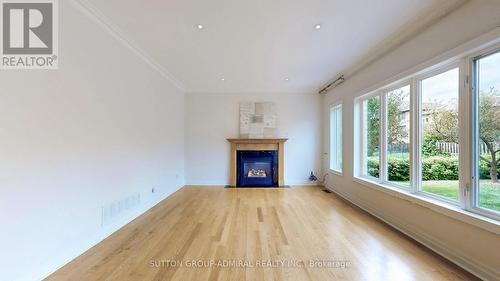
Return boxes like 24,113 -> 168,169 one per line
45,186 -> 480,281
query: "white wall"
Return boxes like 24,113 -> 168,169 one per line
323,1 -> 500,280
0,2 -> 185,281
185,92 -> 322,186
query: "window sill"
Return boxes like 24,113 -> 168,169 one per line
351,176 -> 500,235
329,169 -> 343,177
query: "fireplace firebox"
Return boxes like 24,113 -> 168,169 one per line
237,151 -> 278,187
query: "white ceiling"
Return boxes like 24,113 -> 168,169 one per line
85,0 -> 443,94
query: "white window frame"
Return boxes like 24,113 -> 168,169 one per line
329,103 -> 343,174
413,62 -> 464,207
382,82 -> 413,191
355,81 -> 414,190
356,64 -> 467,205
352,29 -> 500,229
468,43 -> 500,220
357,93 -> 382,182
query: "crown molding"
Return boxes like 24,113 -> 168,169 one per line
70,0 -> 185,91
344,0 -> 470,78
322,0 -> 470,94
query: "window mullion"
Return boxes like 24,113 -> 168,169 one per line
411,78 -> 422,194
361,101 -> 367,176
334,111 -> 338,171
459,59 -> 471,210
330,109 -> 335,171
380,93 -> 388,183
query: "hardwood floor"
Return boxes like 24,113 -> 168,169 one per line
46,186 -> 479,281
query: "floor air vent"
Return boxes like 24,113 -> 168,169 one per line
322,189 -> 332,193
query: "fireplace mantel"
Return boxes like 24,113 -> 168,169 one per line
227,138 -> 287,187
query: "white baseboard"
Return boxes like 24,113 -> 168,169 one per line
324,184 -> 500,281
20,185 -> 183,281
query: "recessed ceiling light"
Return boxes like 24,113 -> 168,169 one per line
284,78 -> 290,81
196,24 -> 204,30
314,24 -> 322,30
221,78 -> 225,81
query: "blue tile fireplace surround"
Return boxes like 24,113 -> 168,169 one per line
237,150 -> 278,187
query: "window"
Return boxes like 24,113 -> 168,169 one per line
357,87 -> 411,187
473,50 -> 500,214
420,68 -> 460,201
362,96 -> 380,178
386,85 -> 411,188
352,36 -> 500,223
330,104 -> 343,173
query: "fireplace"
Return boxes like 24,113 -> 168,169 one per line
237,151 -> 278,187
227,138 -> 287,187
